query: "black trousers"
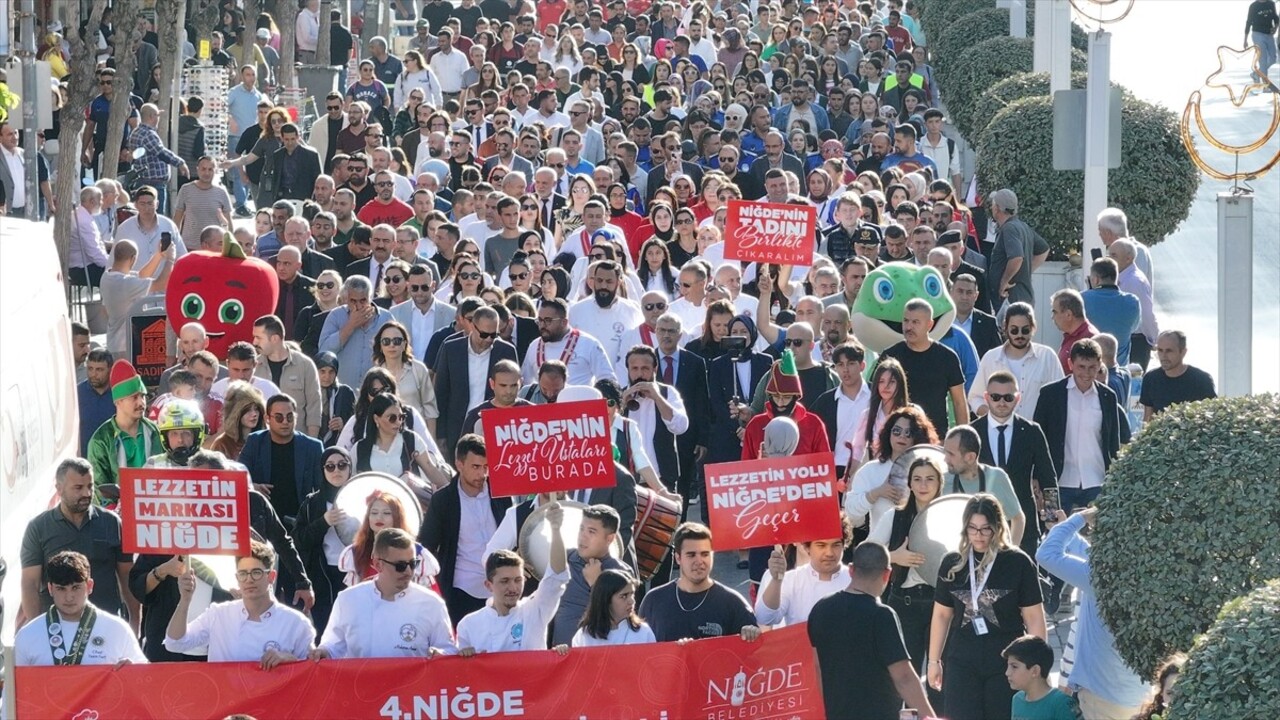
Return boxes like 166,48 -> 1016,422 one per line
1130,333 -> 1152,370
888,585 -> 934,673
444,588 -> 487,627
943,645 -> 1015,720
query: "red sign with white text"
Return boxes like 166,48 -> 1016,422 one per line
723,199 -> 818,267
482,399 -> 615,497
119,467 -> 251,556
705,452 -> 842,550
16,626 -> 822,720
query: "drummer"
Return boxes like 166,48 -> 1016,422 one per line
456,503 -> 571,654
754,513 -> 854,627
941,426 -> 1026,546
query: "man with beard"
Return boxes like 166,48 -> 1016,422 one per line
638,522 -> 761,642
969,303 -> 1065,420
616,291 -> 668,359
856,132 -> 892,175
521,299 -> 616,387
741,351 -> 831,462
356,171 -> 413,227
518,360 -> 568,404
817,305 -> 853,362
711,316 -> 774,465
620,346 -> 689,501
823,257 -> 872,312
561,200 -> 626,262
569,260 -> 644,364
747,323 -> 839,412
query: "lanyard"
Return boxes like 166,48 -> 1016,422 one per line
46,604 -> 97,665
967,549 -> 990,614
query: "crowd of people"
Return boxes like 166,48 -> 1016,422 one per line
14,0 -> 1227,718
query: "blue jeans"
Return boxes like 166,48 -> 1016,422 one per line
1253,31 -> 1278,84
227,133 -> 249,207
1059,486 -> 1102,514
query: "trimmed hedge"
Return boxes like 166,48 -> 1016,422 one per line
975,93 -> 1198,256
1091,395 -> 1280,675
969,71 -> 1089,144
932,8 -> 1016,77
1168,581 -> 1280,720
920,0 -> 994,45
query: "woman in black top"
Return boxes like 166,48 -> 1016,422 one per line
927,493 -> 1046,720
293,446 -> 353,633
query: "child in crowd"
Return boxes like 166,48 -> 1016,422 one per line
1003,635 -> 1078,720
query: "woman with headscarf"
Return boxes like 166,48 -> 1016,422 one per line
807,168 -> 839,229
293,446 -> 354,632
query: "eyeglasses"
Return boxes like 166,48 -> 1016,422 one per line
324,460 -> 351,472
536,316 -> 560,325
988,393 -> 1016,403
270,412 -> 295,423
459,272 -> 482,281
381,412 -> 404,423
476,330 -> 499,340
377,556 -> 421,573
316,281 -> 336,290
1006,326 -> 1033,336
966,524 -> 995,538
589,252 -> 607,260
409,283 -> 431,291
380,336 -> 406,346
890,426 -> 914,437
783,338 -> 807,347
509,271 -> 529,281
548,163 -> 565,169
643,302 -> 667,311
235,568 -> 268,581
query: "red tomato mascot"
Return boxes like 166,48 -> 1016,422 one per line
166,233 -> 279,358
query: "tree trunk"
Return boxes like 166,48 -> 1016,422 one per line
100,1 -> 144,181
189,0 -> 221,49
316,0 -> 332,67
55,0 -> 108,288
239,0 -> 261,70
276,0 -> 299,89
158,0 -> 188,190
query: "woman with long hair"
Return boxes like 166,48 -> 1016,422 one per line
1132,654 -> 1186,720
762,25 -> 787,60
338,488 -> 440,587
222,106 -> 288,207
371,320 -> 437,423
552,35 -> 583,77
636,238 -> 678,298
294,269 -> 344,356
353,392 -> 447,487
618,44 -> 650,85
204,381 -> 266,460
928,493 -> 1046,720
683,299 -> 736,361
844,406 -> 938,539
667,207 -> 700,268
463,62 -> 503,106
518,194 -> 556,249
553,175 -> 596,250
294,446 -> 355,632
445,255 -> 493,305
571,569 -> 655,647
847,92 -> 882,146
395,51 -> 443,119
336,368 -> 428,450
851,358 -> 911,466
391,87 -> 426,147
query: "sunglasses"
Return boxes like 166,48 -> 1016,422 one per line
459,272 -> 483,281
270,412 -> 295,422
890,426 -> 915,437
988,393 -> 1016,403
327,105 -> 343,111
476,330 -> 499,340
521,204 -> 538,211
783,338 -> 807,347
381,412 -> 404,423
316,281 -> 336,290
643,302 -> 667,311
380,336 -> 406,346
377,557 -> 420,573
509,271 -> 529,281
324,460 -> 351,472
1006,326 -> 1033,336
590,252 -> 607,260
409,283 -> 431,291
374,181 -> 393,187
548,162 -> 566,169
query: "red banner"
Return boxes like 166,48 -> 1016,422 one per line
705,452 -> 842,550
482,399 -> 616,498
16,625 -> 822,720
118,468 -> 251,556
723,199 -> 818,267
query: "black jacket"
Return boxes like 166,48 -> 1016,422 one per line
418,477 -> 511,607
433,335 -> 519,463
270,143 -> 323,203
1033,378 -> 1128,483
971,413 -> 1057,555
707,353 -> 773,464
292,482 -> 347,633
276,274 -> 316,331
965,309 -> 1002,360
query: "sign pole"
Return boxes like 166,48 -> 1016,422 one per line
19,0 -> 38,220
1217,192 -> 1253,397
1081,30 -> 1112,275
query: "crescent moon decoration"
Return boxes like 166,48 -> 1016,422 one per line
1067,0 -> 1135,26
1181,91 -> 1280,182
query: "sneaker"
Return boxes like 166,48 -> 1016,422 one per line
233,205 -> 253,218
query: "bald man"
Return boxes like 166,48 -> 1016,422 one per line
158,323 -> 230,394
275,245 -> 316,331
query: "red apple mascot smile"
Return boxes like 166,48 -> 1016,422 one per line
166,233 -> 279,358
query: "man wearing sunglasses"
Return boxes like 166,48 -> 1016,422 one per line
435,307 -> 518,464
967,303 -> 1064,421
314,528 -> 456,659
166,540 -> 314,666
240,394 -> 324,525
356,171 -> 414,227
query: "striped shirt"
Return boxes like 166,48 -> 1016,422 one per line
173,182 -> 233,248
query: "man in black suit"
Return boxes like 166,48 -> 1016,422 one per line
433,305 -> 518,464
343,222 -> 396,288
654,313 -> 710,521
424,297 -> 483,368
419,434 -> 512,625
645,130 -> 706,204
707,316 -> 773,465
531,168 -> 566,233
952,274 -> 1001,359
273,246 -> 315,333
273,124 -> 323,203
497,302 -> 538,365
940,230 -> 993,316
969,370 -> 1059,558
1033,338 -> 1127,517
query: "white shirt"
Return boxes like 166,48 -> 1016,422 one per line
668,297 -> 707,332
1062,381 -> 1106,490
367,430 -> 432,476
429,48 -> 470,93
164,599 -> 315,662
320,580 -> 456,658
866,509 -> 929,588
520,329 -> 616,386
754,563 -> 849,626
455,485 -> 499,599
968,343 -> 1063,419
115,215 -> 188,270
623,382 -> 689,468
844,459 -> 895,529
210,376 -> 281,403
467,342 -> 492,411
2,146 -> 26,207
920,133 -> 958,181
832,383 -> 872,468
569,297 -> 644,365
99,269 -> 155,355
339,542 -> 441,588
456,568 -> 570,653
16,607 -> 147,666
570,620 -> 656,647
522,108 -> 571,129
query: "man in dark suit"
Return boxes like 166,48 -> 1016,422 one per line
747,131 -> 805,199
496,302 -> 538,365
273,246 -> 315,332
707,317 -> 773,466
970,370 -> 1059,559
654,313 -> 710,520
273,124 -> 323,203
1032,338 -> 1128,517
433,306 -> 518,464
645,130 -> 706,204
239,394 -> 324,524
419,433 -> 512,625
952,273 -> 1001,359
531,167 -> 566,233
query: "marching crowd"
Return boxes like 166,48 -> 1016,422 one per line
13,0 -> 1225,719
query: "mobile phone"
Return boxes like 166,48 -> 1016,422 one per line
161,232 -> 173,251
1090,247 -> 1102,262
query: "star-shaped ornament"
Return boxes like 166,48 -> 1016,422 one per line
952,588 -> 1011,628
1205,45 -> 1274,107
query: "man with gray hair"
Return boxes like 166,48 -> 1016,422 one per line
1109,238 -> 1158,370
987,188 -> 1049,308
1096,207 -> 1153,286
318,275 -> 394,386
652,310 -> 711,520
198,224 -> 227,251
128,103 -> 189,214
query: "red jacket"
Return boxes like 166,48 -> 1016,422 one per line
741,402 -> 830,461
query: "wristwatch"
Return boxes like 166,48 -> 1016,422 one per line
151,567 -> 162,581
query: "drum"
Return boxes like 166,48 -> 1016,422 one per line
632,487 -> 680,581
888,444 -> 947,491
519,500 -> 625,579
907,494 -> 973,587
333,472 -> 426,546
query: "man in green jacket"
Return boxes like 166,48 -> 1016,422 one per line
86,360 -> 161,506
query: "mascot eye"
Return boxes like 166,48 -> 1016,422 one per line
874,278 -> 894,303
924,274 -> 942,297
219,299 -> 246,325
181,293 -> 205,319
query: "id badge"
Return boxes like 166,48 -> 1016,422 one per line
973,617 -> 988,636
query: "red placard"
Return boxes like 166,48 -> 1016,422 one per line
118,467 -> 251,556
723,199 -> 818,266
16,626 -> 822,720
482,399 -> 616,497
705,452 -> 842,550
